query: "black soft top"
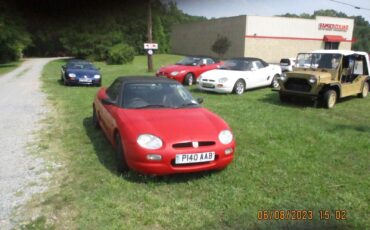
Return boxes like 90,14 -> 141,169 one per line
228,57 -> 269,66
115,76 -> 179,85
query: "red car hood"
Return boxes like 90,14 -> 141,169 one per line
117,108 -> 229,144
158,64 -> 195,73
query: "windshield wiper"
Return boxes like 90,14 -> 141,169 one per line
176,102 -> 199,108
135,104 -> 172,109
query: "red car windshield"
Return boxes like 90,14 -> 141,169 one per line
176,57 -> 202,66
122,83 -> 200,109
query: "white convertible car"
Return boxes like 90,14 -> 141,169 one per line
197,57 -> 282,94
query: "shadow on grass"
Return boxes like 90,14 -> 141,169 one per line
57,78 -> 101,87
259,91 -> 366,109
82,117 -> 222,184
188,85 -> 269,95
258,91 -> 317,108
330,124 -> 370,133
0,63 -> 17,68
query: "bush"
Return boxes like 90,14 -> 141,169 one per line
211,36 -> 231,58
106,43 -> 135,65
0,3 -> 31,63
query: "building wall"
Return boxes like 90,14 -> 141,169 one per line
170,16 -> 246,58
244,39 -> 323,63
245,16 -> 354,63
170,15 -> 354,63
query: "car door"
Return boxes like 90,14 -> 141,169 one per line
248,61 -> 267,87
242,60 -> 259,89
341,57 -> 366,97
98,80 -> 121,140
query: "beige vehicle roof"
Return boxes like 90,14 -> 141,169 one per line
309,50 -> 369,74
310,49 -> 368,57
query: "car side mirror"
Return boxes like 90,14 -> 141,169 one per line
196,98 -> 203,104
101,98 -> 115,106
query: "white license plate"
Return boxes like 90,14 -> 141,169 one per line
79,78 -> 92,83
175,152 -> 215,164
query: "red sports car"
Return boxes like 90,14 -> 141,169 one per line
93,76 -> 235,175
156,56 -> 221,86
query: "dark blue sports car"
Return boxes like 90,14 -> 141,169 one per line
61,59 -> 102,86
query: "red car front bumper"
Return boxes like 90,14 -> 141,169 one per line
123,141 -> 235,175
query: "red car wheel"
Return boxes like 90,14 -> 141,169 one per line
115,133 -> 129,173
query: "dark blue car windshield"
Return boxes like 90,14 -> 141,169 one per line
67,63 -> 95,70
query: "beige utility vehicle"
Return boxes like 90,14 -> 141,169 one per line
278,50 -> 370,108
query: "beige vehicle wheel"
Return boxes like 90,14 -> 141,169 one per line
358,82 -> 369,98
324,90 -> 337,109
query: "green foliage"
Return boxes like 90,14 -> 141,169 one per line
352,16 -> 370,51
1,0 -> 205,62
211,36 -> 232,58
0,2 -> 31,63
106,43 -> 136,65
153,16 -> 169,53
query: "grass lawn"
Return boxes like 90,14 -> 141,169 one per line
24,54 -> 369,229
0,61 -> 22,76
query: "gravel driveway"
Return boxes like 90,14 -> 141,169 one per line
0,58 -> 59,229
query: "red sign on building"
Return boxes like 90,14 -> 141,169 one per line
318,23 -> 349,32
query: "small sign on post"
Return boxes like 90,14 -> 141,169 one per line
144,43 -> 159,50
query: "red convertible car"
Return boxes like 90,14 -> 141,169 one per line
156,56 -> 221,86
93,77 -> 235,175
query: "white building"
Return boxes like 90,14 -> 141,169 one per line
171,15 -> 355,63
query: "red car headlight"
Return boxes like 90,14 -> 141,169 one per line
218,130 -> 233,145
137,134 -> 163,150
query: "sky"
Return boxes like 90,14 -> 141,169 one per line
167,0 -> 370,22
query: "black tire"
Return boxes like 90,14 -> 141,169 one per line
92,106 -> 100,129
358,82 -> 369,98
184,73 -> 194,86
323,89 -> 337,109
233,79 -> 245,95
63,78 -> 69,86
271,74 -> 280,89
115,133 -> 129,173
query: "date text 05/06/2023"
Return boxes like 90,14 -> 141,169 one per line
257,210 -> 347,221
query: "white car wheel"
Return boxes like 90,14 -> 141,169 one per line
233,79 -> 245,95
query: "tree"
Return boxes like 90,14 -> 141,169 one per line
0,2 -> 31,63
211,36 -> 231,58
153,16 -> 169,53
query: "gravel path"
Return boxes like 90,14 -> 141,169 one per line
0,58 -> 59,229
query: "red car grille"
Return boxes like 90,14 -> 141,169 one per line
172,141 -> 215,148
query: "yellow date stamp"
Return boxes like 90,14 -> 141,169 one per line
257,210 -> 347,221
